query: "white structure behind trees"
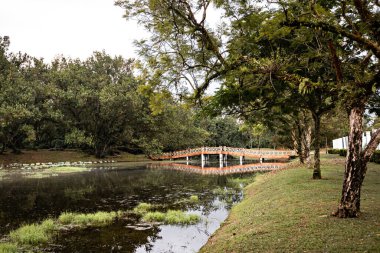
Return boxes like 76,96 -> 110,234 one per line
333,131 -> 380,150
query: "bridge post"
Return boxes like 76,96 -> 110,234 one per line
240,156 -> 243,165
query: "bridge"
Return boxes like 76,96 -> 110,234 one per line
154,146 -> 295,166
148,162 -> 286,175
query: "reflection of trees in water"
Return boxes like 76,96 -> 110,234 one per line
52,219 -> 162,253
0,166 -> 235,236
0,167 -> 253,252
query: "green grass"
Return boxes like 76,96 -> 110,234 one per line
164,210 -> 200,225
58,211 -> 117,226
3,210 -> 121,251
133,202 -> 154,214
228,174 -> 258,188
9,219 -> 56,246
0,243 -> 18,253
143,211 -> 166,222
201,155 -> 380,252
142,210 -> 200,225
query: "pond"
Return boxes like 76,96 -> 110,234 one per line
0,161 -> 269,252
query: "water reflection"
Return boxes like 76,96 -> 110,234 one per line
0,162 -> 267,252
148,161 -> 285,175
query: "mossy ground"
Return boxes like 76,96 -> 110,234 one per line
201,154 -> 380,252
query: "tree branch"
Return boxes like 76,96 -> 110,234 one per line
282,20 -> 380,59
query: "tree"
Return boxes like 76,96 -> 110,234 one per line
134,89 -> 209,155
116,0 -> 339,179
0,37 -> 37,153
276,0 -> 380,218
117,0 -> 380,217
52,52 -> 144,158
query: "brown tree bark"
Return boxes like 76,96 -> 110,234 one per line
312,113 -> 321,179
335,106 -> 380,217
292,120 -> 304,164
303,124 -> 312,169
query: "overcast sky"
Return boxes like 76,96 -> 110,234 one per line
0,0 -> 224,63
0,0 -> 147,61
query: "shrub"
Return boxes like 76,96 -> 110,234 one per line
339,149 -> 347,156
327,149 -> 340,154
328,149 -> 379,162
327,149 -> 347,155
370,150 -> 380,164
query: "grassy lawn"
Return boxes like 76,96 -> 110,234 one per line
201,155 -> 380,252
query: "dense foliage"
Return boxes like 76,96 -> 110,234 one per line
0,37 -> 244,157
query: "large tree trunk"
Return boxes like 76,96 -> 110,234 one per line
291,127 -> 304,164
302,124 -> 312,168
292,112 -> 312,165
312,113 -> 321,179
335,106 -> 380,217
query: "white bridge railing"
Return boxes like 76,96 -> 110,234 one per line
157,146 -> 295,159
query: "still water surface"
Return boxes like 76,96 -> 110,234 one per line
0,162 -> 262,252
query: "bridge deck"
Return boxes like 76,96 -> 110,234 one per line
155,147 -> 295,160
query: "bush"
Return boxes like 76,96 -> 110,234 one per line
328,149 -> 379,162
339,149 -> 347,156
327,149 -> 340,154
370,150 -> 380,164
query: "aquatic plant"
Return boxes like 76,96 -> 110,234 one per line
189,195 -> 199,203
142,211 -> 166,222
133,202 -> 154,214
165,210 -> 200,225
142,210 -> 200,225
9,219 -> 56,246
0,243 -> 18,253
58,211 -> 117,226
